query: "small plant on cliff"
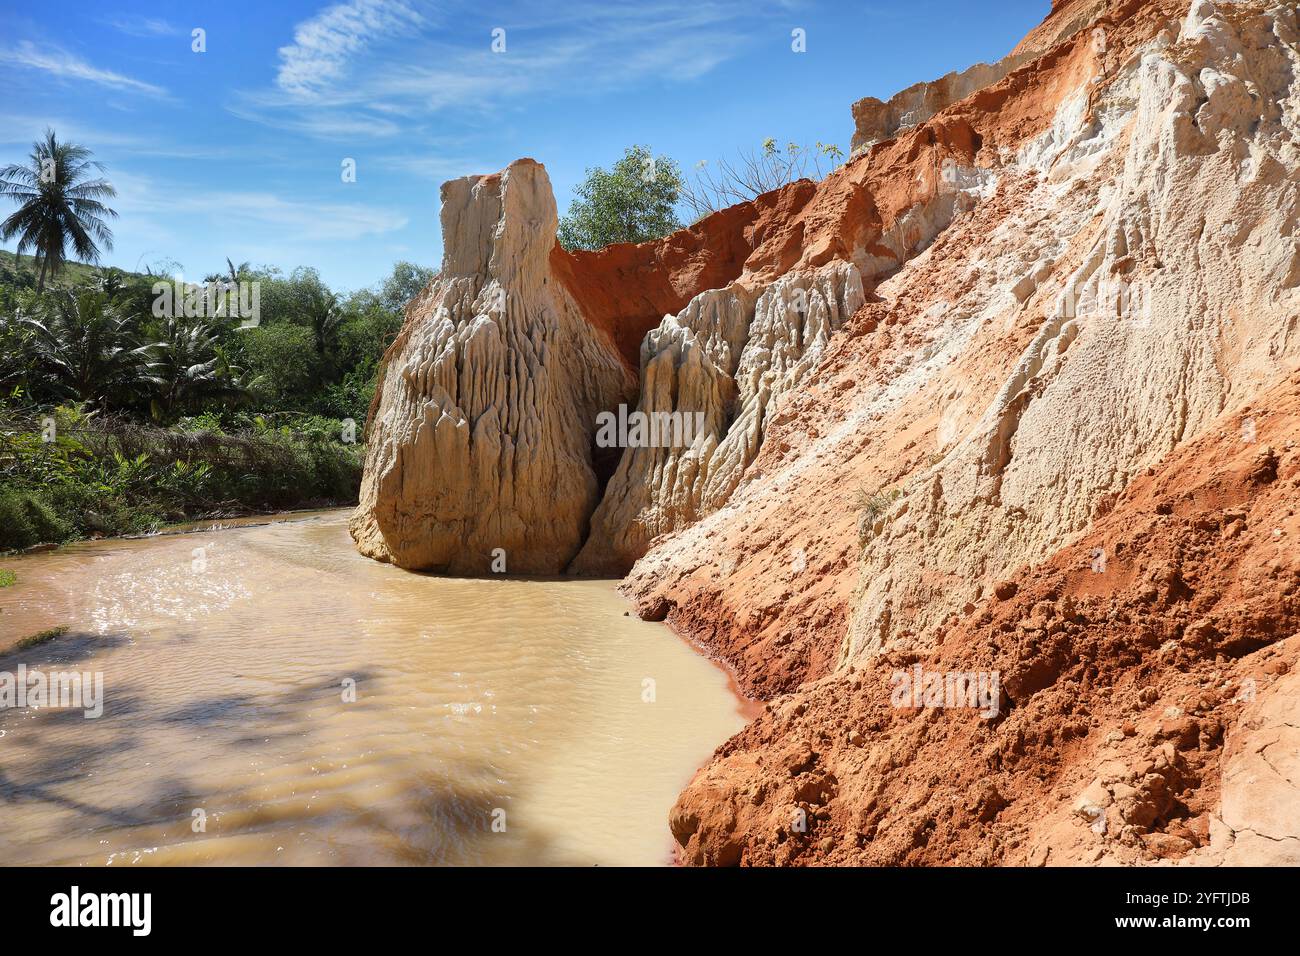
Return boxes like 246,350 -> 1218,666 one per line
856,485 -> 901,520
557,145 -> 684,250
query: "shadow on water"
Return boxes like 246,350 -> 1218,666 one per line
157,668 -> 377,728
0,630 -> 130,670
0,632 -> 559,865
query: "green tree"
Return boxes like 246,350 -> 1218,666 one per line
239,324 -> 321,408
224,257 -> 251,287
19,290 -> 156,407
0,129 -> 118,292
198,257 -> 254,324
253,266 -> 330,331
379,261 -> 436,313
0,305 -> 36,394
94,267 -> 129,299
557,145 -> 684,251
335,300 -> 402,375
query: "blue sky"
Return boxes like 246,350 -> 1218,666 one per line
0,0 -> 1048,292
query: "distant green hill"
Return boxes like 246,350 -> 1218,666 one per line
0,249 -> 142,289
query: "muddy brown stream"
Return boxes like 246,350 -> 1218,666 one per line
0,510 -> 747,865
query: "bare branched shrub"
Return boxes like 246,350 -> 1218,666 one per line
679,139 -> 845,221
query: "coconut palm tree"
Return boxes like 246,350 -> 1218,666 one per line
0,308 -> 36,394
225,257 -> 250,287
0,129 -> 118,292
147,315 -> 247,421
19,290 -> 156,408
95,267 -> 129,299
304,285 -> 343,357
199,258 -> 254,322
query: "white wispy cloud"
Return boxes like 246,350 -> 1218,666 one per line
111,170 -> 409,241
0,113 -> 249,161
276,0 -> 426,98
105,15 -> 184,38
234,0 -> 773,141
208,191 -> 410,240
0,41 -> 168,97
375,153 -> 498,181
225,104 -> 403,139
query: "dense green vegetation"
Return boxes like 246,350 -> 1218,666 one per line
0,133 -> 434,552
0,257 -> 432,551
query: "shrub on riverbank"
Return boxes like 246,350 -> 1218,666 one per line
0,405 -> 361,551
0,486 -> 71,550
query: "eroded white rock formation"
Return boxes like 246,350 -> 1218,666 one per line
573,262 -> 864,572
349,159 -> 634,573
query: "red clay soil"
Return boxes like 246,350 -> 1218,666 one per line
551,184 -> 814,369
548,57 -> 986,368
670,371 -> 1300,865
624,0 -> 1192,695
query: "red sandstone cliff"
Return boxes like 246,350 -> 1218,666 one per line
356,0 -> 1300,865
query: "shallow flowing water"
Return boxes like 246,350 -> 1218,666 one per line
0,511 -> 747,866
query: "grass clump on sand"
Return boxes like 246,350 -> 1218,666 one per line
13,624 -> 69,650
854,485 -> 902,520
